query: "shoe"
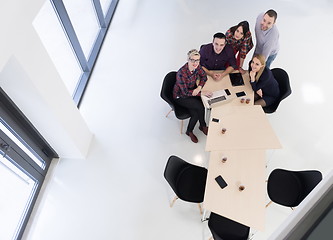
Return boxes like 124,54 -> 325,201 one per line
199,126 -> 208,135
186,132 -> 198,143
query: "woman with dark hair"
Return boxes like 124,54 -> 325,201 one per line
249,54 -> 279,107
226,21 -> 254,74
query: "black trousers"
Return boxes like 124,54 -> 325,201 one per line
175,96 -> 206,133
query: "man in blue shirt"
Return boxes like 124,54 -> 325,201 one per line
199,32 -> 237,81
254,9 -> 279,68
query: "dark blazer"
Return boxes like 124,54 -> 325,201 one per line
249,66 -> 280,106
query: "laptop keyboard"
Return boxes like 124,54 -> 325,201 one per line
208,96 -> 226,105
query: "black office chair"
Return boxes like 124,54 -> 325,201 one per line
208,212 -> 250,240
160,71 -> 190,133
164,155 -> 207,214
266,169 -> 322,209
263,68 -> 292,113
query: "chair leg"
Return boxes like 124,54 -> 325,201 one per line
180,120 -> 184,134
197,203 -> 203,215
166,109 -> 173,117
265,200 -> 273,208
165,109 -> 184,134
170,196 -> 179,207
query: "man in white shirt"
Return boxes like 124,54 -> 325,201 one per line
254,9 -> 279,68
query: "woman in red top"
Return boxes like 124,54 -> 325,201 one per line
225,21 -> 254,74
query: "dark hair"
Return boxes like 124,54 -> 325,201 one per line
213,32 -> 226,40
265,9 -> 278,21
231,21 -> 250,37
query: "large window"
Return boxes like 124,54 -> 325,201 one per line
33,0 -> 119,105
0,88 -> 57,240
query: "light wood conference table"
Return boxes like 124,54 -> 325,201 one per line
203,150 -> 266,231
201,70 -> 254,108
199,71 -> 281,231
205,105 -> 282,151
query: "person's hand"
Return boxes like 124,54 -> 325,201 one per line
202,91 -> 213,98
256,89 -> 263,97
239,67 -> 246,75
212,73 -> 222,81
192,87 -> 201,96
249,71 -> 256,82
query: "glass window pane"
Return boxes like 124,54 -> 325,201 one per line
0,155 -> 38,240
33,1 -> 82,96
63,0 -> 100,59
0,119 -> 45,169
100,0 -> 113,16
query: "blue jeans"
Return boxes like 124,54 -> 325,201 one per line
266,53 -> 277,69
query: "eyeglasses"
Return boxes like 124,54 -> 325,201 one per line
189,58 -> 200,63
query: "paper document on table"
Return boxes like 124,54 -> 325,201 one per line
202,89 -> 231,108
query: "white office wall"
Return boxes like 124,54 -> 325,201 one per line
0,0 -> 93,158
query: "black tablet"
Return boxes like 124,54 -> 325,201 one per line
229,73 -> 244,86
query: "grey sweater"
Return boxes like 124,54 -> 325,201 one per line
254,12 -> 280,60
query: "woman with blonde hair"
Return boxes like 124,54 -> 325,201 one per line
173,49 -> 212,143
249,54 -> 279,107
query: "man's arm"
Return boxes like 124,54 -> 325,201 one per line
220,66 -> 234,78
201,66 -> 214,78
220,45 -> 237,78
262,27 -> 279,60
202,66 -> 225,81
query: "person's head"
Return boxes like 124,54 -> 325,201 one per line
187,49 -> 200,71
233,21 -> 250,40
251,54 -> 266,79
212,32 -> 227,54
261,9 -> 278,31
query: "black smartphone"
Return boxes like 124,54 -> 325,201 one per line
212,118 -> 219,123
236,91 -> 246,97
224,89 -> 231,96
215,175 -> 228,189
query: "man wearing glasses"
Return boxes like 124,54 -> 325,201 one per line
199,32 -> 237,81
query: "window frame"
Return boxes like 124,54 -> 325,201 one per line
50,0 -> 119,106
0,87 -> 58,239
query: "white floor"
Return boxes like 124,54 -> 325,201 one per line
24,0 -> 333,239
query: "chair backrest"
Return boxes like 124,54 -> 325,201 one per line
160,71 -> 177,108
267,169 -> 322,207
294,170 -> 323,201
272,68 -> 292,101
160,72 -> 190,120
208,212 -> 250,240
164,155 -> 207,203
263,68 -> 292,113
